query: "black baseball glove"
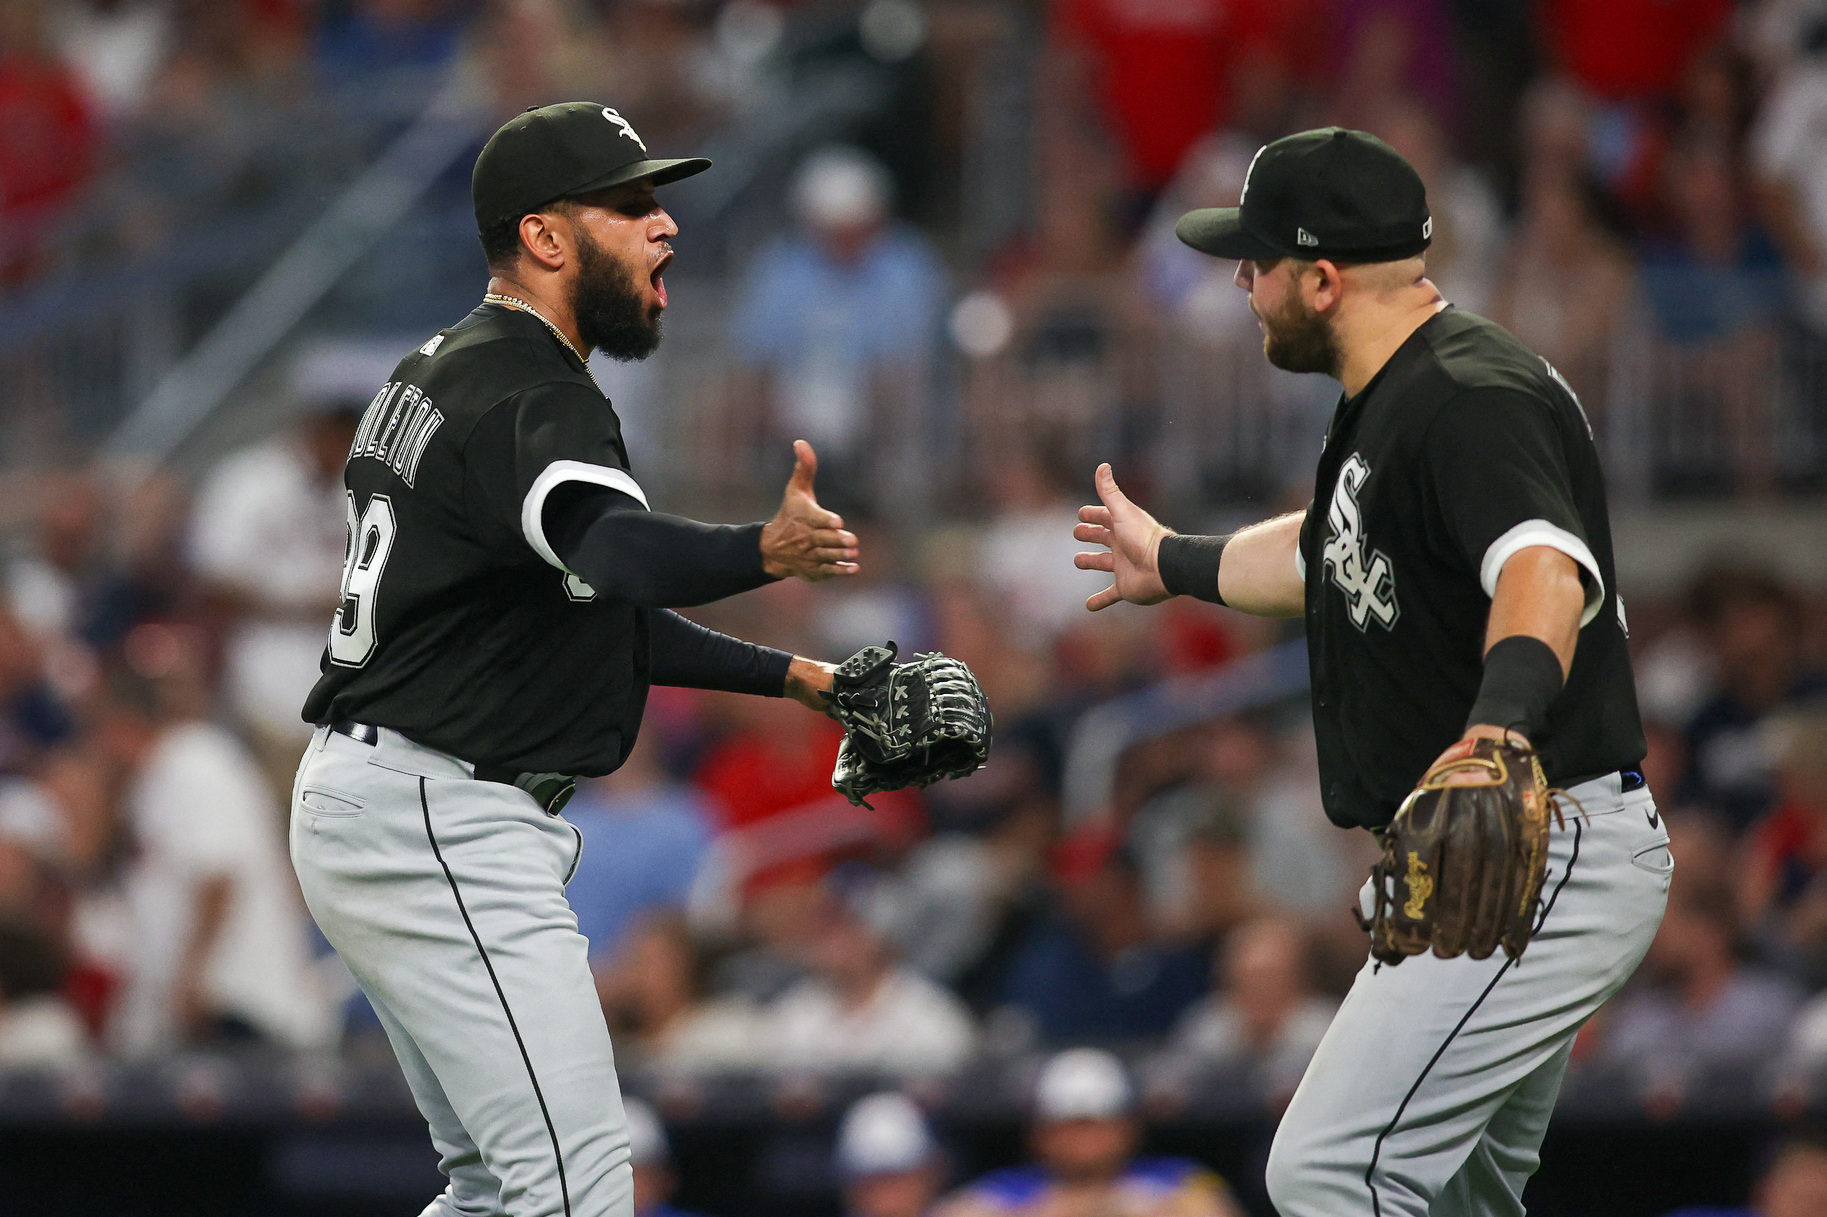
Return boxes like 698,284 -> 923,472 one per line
822,643 -> 993,807
1358,735 -> 1563,966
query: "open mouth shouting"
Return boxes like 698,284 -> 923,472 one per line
650,248 -> 673,309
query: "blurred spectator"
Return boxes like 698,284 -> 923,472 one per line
1325,1 -> 1464,149
974,446 -> 1111,649
728,146 -> 946,514
0,0 -> 98,279
1660,1125 -> 1827,1217
811,524 -> 934,659
995,841 -> 1209,1043
1638,140 -> 1787,494
564,737 -> 713,965
1363,96 -> 1503,316
1752,14 -> 1827,335
1044,0 -> 1226,200
1488,162 -> 1635,416
6,470 -> 104,656
92,635 -> 331,1054
596,913 -> 761,1075
1598,891 -> 1801,1109
624,1096 -> 712,1217
315,0 -> 461,88
887,799 -> 1055,994
1738,714 -> 1827,987
693,687 -> 921,915
761,874 -> 977,1077
50,0 -> 174,123
0,603 -> 73,775
188,400 -> 354,796
1682,566 -> 1823,832
1539,0 -> 1732,103
0,917 -> 84,1066
1161,917 -> 1336,1105
934,1047 -> 1244,1217
837,1091 -> 947,1217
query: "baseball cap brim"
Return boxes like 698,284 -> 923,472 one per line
571,156 -> 712,196
1175,207 -> 1288,260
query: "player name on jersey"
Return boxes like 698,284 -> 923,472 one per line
350,381 -> 445,489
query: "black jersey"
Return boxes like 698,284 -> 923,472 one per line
1296,307 -> 1645,830
302,302 -> 661,776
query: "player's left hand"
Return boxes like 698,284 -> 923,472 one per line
761,440 -> 859,581
1424,724 -> 1530,787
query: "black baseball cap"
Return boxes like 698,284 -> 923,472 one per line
1176,128 -> 1430,264
472,101 -> 711,233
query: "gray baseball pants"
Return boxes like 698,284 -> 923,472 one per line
1266,772 -> 1672,1217
291,724 -> 632,1217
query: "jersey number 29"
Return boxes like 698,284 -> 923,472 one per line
330,493 -> 396,667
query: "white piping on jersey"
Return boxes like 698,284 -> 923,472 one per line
1480,518 -> 1604,628
521,460 -> 649,573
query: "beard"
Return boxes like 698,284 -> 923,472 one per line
572,228 -> 663,361
1259,289 -> 1340,377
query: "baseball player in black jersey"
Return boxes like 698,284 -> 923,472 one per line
1075,129 -> 1672,1216
291,103 -> 866,1217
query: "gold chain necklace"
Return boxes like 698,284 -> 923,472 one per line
483,292 -> 593,375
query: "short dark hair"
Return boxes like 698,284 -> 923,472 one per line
480,214 -> 525,271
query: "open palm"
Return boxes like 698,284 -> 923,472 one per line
1072,463 -> 1172,611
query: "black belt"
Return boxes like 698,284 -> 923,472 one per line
1562,766 -> 1647,792
327,720 -> 577,815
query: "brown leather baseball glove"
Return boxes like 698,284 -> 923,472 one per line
1358,735 -> 1563,966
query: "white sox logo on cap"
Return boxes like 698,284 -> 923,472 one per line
602,107 -> 646,153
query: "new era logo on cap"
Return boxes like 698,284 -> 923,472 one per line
1297,227 -> 1318,247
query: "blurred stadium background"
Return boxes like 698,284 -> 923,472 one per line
0,0 -> 1826,1214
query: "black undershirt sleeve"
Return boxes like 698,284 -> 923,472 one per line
544,482 -> 778,608
649,609 -> 793,697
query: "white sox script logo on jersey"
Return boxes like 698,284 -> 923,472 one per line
1323,453 -> 1399,631
602,107 -> 646,152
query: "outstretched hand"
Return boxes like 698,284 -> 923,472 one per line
761,440 -> 860,581
1073,463 -> 1173,611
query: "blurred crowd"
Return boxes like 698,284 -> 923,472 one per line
0,385 -> 1822,1136
0,0 -> 1823,1190
5,0 -> 1827,497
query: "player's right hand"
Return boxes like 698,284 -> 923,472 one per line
761,440 -> 860,581
1074,463 -> 1172,611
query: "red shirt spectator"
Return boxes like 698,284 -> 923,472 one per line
695,710 -> 921,895
1540,0 -> 1731,101
0,39 -> 94,275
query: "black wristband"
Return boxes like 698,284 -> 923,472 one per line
1157,533 -> 1231,605
1466,635 -> 1565,743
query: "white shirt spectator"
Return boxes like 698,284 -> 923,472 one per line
1166,994 -> 1337,1098
189,438 -> 345,745
0,996 -> 86,1067
764,964 -> 976,1077
1754,53 -> 1827,330
111,721 -> 331,1055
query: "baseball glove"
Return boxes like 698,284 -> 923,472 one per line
1358,735 -> 1564,966
823,643 -> 993,808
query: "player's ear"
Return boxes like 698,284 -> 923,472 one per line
518,211 -> 569,273
1309,259 -> 1345,312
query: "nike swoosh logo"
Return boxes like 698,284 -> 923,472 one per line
1646,808 -> 1661,830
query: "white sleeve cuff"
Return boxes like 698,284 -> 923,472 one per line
1294,544 -> 1306,582
1480,519 -> 1604,628
521,460 -> 649,571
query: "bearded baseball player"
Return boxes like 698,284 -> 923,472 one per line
291,103 -> 989,1217
1074,128 -> 1672,1216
